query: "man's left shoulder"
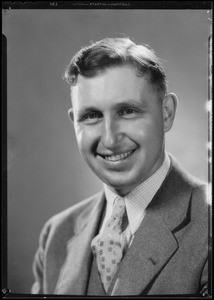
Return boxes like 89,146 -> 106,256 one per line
169,154 -> 208,190
169,154 -> 209,212
178,162 -> 208,221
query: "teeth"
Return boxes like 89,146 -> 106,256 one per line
104,151 -> 132,162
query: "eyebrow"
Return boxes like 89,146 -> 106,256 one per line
114,99 -> 144,109
77,106 -> 99,115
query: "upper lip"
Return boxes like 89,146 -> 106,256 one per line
97,149 -> 136,157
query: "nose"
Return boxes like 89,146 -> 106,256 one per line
101,117 -> 123,149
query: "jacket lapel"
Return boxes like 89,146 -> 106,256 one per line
109,157 -> 192,296
109,210 -> 178,295
54,192 -> 106,295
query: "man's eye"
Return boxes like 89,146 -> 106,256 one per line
123,108 -> 135,114
80,111 -> 103,124
86,111 -> 101,119
118,108 -> 136,116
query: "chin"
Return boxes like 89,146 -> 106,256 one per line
102,175 -> 139,193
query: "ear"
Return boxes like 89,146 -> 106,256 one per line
162,93 -> 178,132
68,108 -> 74,123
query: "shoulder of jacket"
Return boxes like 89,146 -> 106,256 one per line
166,154 -> 209,217
39,190 -> 104,247
168,153 -> 207,188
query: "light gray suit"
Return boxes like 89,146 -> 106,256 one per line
32,156 -> 209,296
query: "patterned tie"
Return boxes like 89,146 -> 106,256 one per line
91,197 -> 128,292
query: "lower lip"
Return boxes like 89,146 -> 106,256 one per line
97,149 -> 136,166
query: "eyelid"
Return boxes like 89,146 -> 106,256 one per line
118,106 -> 138,114
78,110 -> 102,123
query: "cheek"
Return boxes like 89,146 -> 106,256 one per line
75,126 -> 97,154
127,118 -> 163,144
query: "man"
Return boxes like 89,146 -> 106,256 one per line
31,37 -> 209,296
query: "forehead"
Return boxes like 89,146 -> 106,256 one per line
71,66 -> 156,106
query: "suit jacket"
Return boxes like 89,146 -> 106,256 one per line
31,156 -> 209,296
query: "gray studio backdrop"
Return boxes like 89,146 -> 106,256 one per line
3,9 -> 210,294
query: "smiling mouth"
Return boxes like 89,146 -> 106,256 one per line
98,149 -> 136,162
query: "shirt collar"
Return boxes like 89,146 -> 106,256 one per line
104,152 -> 171,235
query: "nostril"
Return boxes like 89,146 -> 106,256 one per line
101,131 -> 124,149
102,134 -> 117,149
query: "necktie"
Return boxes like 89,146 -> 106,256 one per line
91,197 -> 128,292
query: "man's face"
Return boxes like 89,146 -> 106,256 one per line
71,65 -> 166,196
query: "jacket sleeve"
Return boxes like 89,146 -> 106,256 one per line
31,219 -> 52,294
196,184 -> 210,297
199,256 -> 210,296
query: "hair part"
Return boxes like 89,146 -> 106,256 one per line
64,37 -> 168,100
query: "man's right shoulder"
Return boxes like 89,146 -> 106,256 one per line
38,191 -> 104,247
49,190 -> 104,227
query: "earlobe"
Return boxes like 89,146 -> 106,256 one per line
162,93 -> 178,132
68,108 -> 74,123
